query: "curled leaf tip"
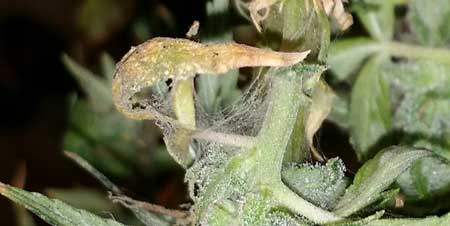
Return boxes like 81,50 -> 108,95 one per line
112,37 -> 310,121
282,50 -> 311,64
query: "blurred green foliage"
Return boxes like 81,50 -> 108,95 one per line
327,0 -> 450,216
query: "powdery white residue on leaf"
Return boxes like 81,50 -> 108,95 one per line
112,37 -> 309,122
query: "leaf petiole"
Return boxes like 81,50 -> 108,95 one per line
387,41 -> 450,65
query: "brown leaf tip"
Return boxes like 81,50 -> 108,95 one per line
0,181 -> 6,194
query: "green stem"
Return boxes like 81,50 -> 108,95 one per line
387,41 -> 450,64
254,74 -> 302,183
253,72 -> 341,224
271,185 -> 342,224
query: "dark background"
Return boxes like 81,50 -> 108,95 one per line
0,0 -> 205,225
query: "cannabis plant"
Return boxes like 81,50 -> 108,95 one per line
2,0 -> 450,226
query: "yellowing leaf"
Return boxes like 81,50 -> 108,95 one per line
112,37 -> 309,167
112,37 -> 309,122
306,80 -> 335,161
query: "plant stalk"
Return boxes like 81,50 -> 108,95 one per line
271,185 -> 342,224
253,73 -> 341,224
254,75 -> 302,183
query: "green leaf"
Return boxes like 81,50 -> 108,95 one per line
282,158 -> 348,210
357,189 -> 399,214
353,0 -> 396,41
100,52 -> 116,83
366,211 -> 450,226
64,100 -> 138,177
385,61 -> 450,160
328,37 -> 380,81
395,91 -> 450,160
333,146 -> 430,217
390,62 -> 450,159
327,92 -> 350,130
349,54 -> 392,160
0,182 -> 127,226
64,132 -> 132,178
204,0 -> 233,41
408,0 -> 450,46
63,53 -> 145,177
386,61 -> 450,95
196,70 -> 240,114
46,188 -> 119,214
396,156 -> 450,208
375,60 -> 450,214
62,54 -> 112,113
